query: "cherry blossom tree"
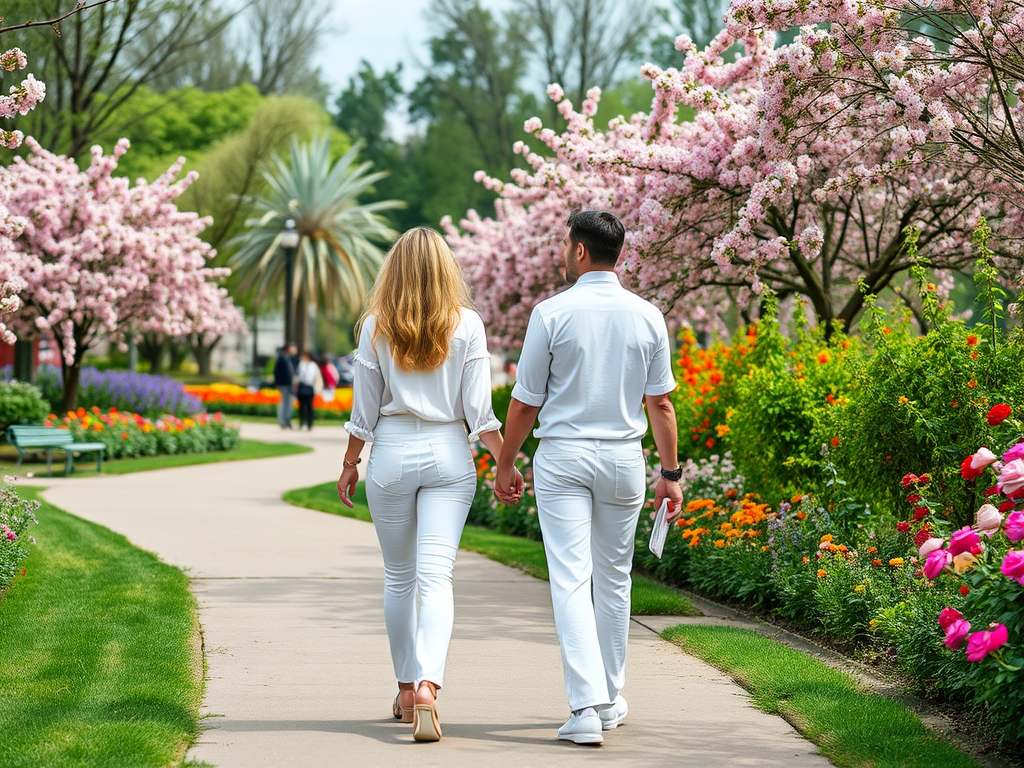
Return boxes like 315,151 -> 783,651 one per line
446,10 -> 1024,346
6,137 -> 243,409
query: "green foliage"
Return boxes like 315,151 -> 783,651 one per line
0,489 -> 202,767
97,85 -> 266,181
0,382 -> 49,430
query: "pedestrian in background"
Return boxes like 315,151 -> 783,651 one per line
320,353 -> 339,403
296,350 -> 323,430
273,343 -> 298,429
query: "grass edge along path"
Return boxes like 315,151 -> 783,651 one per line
662,624 -> 980,768
283,480 -> 698,617
0,488 -> 204,768
4,438 -> 311,477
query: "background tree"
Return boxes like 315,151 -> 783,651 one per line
6,138 -> 242,408
514,0 -> 659,119
230,136 -> 400,354
2,0 -> 236,156
245,0 -> 332,102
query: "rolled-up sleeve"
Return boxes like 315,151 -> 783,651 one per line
462,315 -> 502,441
344,319 -> 385,442
645,314 -> 677,396
510,307 -> 551,407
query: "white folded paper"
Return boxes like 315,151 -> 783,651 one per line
648,499 -> 670,559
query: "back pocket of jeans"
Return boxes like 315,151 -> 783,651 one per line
431,440 -> 474,482
369,447 -> 404,488
614,456 -> 647,500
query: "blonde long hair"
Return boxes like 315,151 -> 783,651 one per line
359,227 -> 472,371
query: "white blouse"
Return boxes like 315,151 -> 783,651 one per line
344,308 -> 503,443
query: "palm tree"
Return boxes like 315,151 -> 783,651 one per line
230,135 -> 401,353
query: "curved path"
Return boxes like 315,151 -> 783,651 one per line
40,422 -> 830,767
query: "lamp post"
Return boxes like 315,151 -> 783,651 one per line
280,218 -> 300,347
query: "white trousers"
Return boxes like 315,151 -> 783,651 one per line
366,415 -> 475,689
534,437 -> 647,711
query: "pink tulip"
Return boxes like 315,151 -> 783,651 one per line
965,624 -> 1008,662
918,537 -> 944,558
998,459 -> 1024,497
944,619 -> 971,650
974,503 -> 1002,538
1005,511 -> 1024,542
947,527 -> 980,557
1003,443 -> 1024,464
923,548 -> 951,579
937,606 -> 962,631
1001,550 -> 1024,585
969,447 -> 998,471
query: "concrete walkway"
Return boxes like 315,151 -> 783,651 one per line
40,422 -> 831,767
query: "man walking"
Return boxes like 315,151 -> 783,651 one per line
273,343 -> 297,429
496,211 -> 682,746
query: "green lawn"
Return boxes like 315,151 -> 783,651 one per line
0,488 -> 203,768
284,481 -> 698,616
662,625 -> 979,768
1,438 -> 311,477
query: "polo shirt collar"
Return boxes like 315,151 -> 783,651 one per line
575,271 -> 620,286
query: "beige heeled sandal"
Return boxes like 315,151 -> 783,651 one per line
392,690 -> 414,723
412,683 -> 441,742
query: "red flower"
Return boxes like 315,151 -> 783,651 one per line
901,474 -> 917,488
960,585 -> 970,596
999,500 -> 1015,513
966,334 -> 978,346
918,474 -> 930,485
913,527 -> 932,547
896,521 -> 911,532
830,437 -> 840,447
984,484 -> 1000,496
913,506 -> 929,521
906,494 -> 922,504
872,559 -> 883,566
986,403 -> 1011,426
961,455 -> 985,480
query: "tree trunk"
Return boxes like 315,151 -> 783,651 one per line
139,334 -> 168,374
13,340 -> 34,383
61,363 -> 81,413
167,340 -> 191,372
189,335 -> 221,378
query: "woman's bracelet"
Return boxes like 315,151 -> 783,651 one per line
343,457 -> 362,468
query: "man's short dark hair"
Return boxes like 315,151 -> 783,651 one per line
566,210 -> 625,266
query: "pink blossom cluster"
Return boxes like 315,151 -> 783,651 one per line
446,10 -> 1012,344
0,48 -> 44,150
5,138 -> 243,365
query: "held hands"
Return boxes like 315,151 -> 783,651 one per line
654,477 -> 683,523
337,465 -> 359,508
494,464 -> 525,505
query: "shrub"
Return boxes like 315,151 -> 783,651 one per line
0,381 -> 49,430
0,478 -> 39,589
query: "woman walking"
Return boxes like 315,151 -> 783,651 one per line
295,351 -> 323,430
337,227 -> 519,742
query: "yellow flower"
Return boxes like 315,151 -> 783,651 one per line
715,424 -> 730,437
714,539 -> 726,548
820,534 -> 833,543
854,585 -> 865,593
869,619 -> 879,629
889,557 -> 904,567
817,569 -> 827,578
898,396 -> 909,404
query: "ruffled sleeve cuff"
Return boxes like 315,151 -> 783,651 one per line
468,417 -> 503,443
344,420 -> 375,443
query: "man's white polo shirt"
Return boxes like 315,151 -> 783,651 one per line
511,270 -> 676,440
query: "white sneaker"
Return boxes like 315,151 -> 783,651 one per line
598,695 -> 628,730
557,707 -> 604,745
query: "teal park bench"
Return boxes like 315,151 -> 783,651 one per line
7,425 -> 105,477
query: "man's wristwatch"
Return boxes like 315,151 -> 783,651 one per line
660,466 -> 683,482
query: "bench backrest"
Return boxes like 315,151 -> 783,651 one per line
7,426 -> 74,447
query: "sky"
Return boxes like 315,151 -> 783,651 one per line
314,0 -> 513,97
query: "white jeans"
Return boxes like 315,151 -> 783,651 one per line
533,437 -> 647,711
366,415 -> 475,689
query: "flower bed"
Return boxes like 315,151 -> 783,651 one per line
2,365 -> 203,419
0,477 -> 38,590
45,407 -> 239,459
184,382 -> 352,421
